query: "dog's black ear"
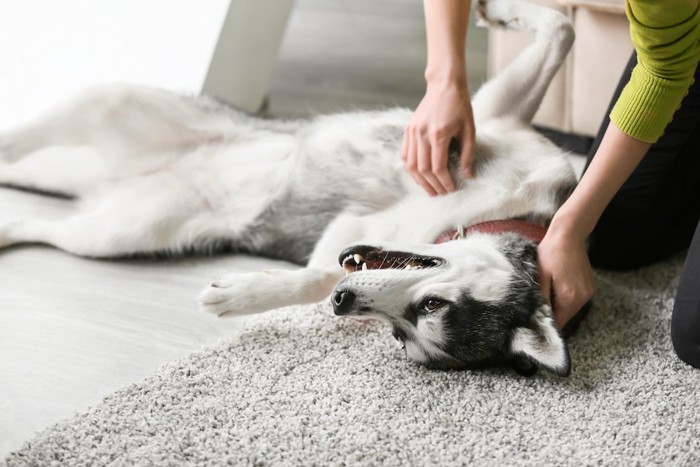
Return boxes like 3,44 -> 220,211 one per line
509,305 -> 571,376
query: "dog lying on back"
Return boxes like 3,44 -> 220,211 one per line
0,0 -> 578,375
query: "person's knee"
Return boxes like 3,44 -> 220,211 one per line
671,298 -> 700,369
587,209 -> 668,271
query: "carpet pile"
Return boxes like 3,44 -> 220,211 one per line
4,257 -> 699,465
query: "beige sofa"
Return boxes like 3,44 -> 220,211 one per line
487,0 -> 633,139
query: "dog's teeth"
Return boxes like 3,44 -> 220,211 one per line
362,263 -> 368,271
353,254 -> 362,263
342,255 -> 356,274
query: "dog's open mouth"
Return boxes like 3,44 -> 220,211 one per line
338,245 -> 443,274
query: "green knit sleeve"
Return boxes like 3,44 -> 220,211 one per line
609,0 -> 700,143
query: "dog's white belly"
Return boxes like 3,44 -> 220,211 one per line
164,134 -> 297,224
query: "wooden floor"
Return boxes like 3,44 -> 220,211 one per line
269,0 -> 488,117
0,0 -> 488,457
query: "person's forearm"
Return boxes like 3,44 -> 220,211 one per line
423,0 -> 471,88
403,0 -> 475,196
551,122 -> 651,238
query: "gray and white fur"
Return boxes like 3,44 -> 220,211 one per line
0,0 -> 577,375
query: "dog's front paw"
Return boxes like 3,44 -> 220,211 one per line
198,271 -> 278,317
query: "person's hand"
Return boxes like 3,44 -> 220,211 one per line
537,222 -> 595,328
401,81 -> 476,196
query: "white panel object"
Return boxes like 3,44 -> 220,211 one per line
203,0 -> 295,113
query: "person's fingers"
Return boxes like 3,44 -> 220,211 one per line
459,126 -> 476,179
537,231 -> 597,330
416,135 -> 442,196
414,173 -> 437,196
538,261 -> 552,307
401,126 -> 410,163
554,294 -> 585,329
403,126 -> 431,194
541,279 -> 552,308
407,131 -> 437,196
552,280 -> 595,329
404,126 -> 419,175
430,132 -> 455,193
552,292 -> 574,329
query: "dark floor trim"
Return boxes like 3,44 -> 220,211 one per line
536,126 -> 593,156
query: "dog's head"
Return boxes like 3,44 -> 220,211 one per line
332,233 -> 570,376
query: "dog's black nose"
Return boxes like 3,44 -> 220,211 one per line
331,289 -> 356,315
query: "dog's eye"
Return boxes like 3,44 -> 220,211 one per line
421,298 -> 445,313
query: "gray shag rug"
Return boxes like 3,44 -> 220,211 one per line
5,257 -> 700,466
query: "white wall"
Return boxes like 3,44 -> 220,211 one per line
0,0 -> 229,128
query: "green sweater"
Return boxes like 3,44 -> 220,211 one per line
610,0 -> 700,143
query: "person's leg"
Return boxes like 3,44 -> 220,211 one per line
671,220 -> 700,369
583,54 -> 700,270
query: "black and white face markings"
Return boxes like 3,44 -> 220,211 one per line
332,234 -> 570,376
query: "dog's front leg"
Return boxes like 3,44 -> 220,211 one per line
198,266 -> 344,317
199,212 -> 371,317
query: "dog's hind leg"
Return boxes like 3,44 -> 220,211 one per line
198,213 -> 368,316
471,0 -> 574,124
0,181 -> 231,257
0,84 -> 236,164
0,211 -> 230,257
0,146 -> 111,197
0,84 -> 242,197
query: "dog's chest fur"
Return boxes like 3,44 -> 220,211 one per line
201,113 -> 573,264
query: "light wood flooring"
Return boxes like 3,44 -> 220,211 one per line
0,0 -> 490,456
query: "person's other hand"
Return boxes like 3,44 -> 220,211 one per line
537,224 -> 595,328
401,81 -> 476,196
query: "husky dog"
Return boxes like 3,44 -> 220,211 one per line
0,0 -> 578,375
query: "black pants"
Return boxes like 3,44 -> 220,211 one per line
584,54 -> 700,369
